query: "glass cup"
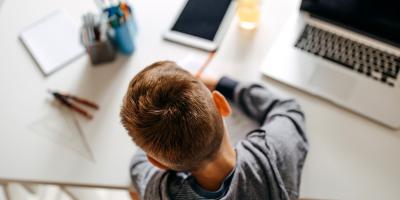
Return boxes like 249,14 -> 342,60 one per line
237,0 -> 261,30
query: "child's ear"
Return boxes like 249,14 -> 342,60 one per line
147,155 -> 168,170
212,91 -> 232,117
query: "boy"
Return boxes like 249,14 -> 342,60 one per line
120,61 -> 308,200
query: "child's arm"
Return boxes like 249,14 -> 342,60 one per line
213,76 -> 308,198
215,76 -> 307,141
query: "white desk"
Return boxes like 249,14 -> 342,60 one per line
0,0 -> 194,189
1,0 -> 400,199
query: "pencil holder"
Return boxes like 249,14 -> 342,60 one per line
81,28 -> 116,65
85,39 -> 116,64
112,15 -> 137,55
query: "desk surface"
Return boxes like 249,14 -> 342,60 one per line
1,0 -> 400,199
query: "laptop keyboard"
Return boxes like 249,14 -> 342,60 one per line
295,25 -> 400,87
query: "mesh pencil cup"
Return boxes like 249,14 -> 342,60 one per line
80,14 -> 116,65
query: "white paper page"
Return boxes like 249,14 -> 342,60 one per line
177,54 -> 214,75
20,10 -> 84,75
225,105 -> 258,145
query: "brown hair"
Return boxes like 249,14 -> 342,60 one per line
120,61 -> 224,171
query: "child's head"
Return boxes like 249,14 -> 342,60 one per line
120,61 -> 225,171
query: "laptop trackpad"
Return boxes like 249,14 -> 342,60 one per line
309,67 -> 356,101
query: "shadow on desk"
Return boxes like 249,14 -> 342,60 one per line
72,55 -> 132,102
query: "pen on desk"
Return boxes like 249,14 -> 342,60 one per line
48,90 -> 97,119
60,93 -> 99,110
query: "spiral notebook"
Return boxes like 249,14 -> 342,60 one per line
20,10 -> 85,76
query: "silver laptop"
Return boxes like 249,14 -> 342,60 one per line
261,0 -> 400,129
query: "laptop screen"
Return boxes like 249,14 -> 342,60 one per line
300,0 -> 400,48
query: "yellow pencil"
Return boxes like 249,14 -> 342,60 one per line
195,51 -> 216,78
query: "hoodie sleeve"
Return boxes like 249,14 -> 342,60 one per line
130,149 -> 160,199
216,76 -> 309,198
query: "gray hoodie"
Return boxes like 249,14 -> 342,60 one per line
130,77 -> 308,200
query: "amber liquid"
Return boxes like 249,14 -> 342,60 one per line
237,0 -> 261,30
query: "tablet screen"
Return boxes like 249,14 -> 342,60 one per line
171,0 -> 233,41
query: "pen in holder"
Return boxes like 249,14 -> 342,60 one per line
81,13 -> 116,65
105,2 -> 137,55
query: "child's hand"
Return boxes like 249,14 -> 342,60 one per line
199,75 -> 218,91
